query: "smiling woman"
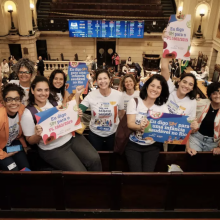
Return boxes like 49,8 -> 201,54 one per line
79,69 -> 123,151
9,58 -> 35,106
0,83 -> 30,171
161,57 -> 198,151
49,69 -> 70,105
125,74 -> 169,172
20,76 -> 101,171
187,82 -> 220,156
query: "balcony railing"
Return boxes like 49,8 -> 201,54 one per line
43,60 -> 92,77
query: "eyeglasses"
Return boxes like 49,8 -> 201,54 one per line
18,71 -> 31,75
4,97 -> 21,103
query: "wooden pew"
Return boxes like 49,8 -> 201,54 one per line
1,152 -> 220,219
1,171 -> 220,213
99,151 -> 220,172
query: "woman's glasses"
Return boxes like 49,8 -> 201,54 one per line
18,71 -> 31,75
4,97 -> 21,103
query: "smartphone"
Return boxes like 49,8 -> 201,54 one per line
6,145 -> 23,153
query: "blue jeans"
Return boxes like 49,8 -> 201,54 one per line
189,131 -> 218,151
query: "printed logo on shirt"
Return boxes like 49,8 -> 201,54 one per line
124,100 -> 129,110
167,99 -> 186,115
7,122 -> 19,146
93,101 -> 117,131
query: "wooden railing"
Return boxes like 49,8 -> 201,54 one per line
43,61 -> 69,77
43,60 -> 92,77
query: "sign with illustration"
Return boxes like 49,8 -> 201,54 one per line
93,102 -> 118,131
141,111 -> 192,145
163,14 -> 191,60
35,100 -> 82,145
66,62 -> 90,94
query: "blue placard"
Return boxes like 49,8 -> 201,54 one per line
66,62 -> 89,94
141,111 -> 192,144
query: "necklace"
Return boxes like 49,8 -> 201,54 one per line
211,104 -> 220,113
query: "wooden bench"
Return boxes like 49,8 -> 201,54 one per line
1,152 -> 220,219
100,151 -> 220,172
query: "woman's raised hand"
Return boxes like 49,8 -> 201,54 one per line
76,85 -> 85,94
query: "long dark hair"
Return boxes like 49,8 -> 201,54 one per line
140,74 -> 169,106
49,69 -> 67,98
28,76 -> 58,106
175,73 -> 197,100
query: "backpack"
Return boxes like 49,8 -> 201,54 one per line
114,98 -> 138,155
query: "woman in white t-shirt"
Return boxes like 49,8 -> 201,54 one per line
79,70 -> 123,151
10,58 -> 35,106
161,57 -> 198,151
21,76 -> 102,171
119,74 -> 139,119
49,69 -> 70,105
126,74 -> 169,172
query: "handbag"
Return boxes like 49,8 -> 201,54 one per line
114,98 -> 138,154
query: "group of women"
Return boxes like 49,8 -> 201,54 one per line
1,54 -> 220,172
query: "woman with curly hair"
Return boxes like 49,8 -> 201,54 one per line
0,83 -> 30,171
10,58 -> 35,106
119,74 -> 139,119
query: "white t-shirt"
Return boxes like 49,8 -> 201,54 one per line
81,89 -> 122,137
166,78 -> 196,118
119,90 -> 140,111
21,100 -> 72,150
10,80 -> 29,106
56,92 -> 63,105
7,113 -> 19,146
127,97 -> 169,145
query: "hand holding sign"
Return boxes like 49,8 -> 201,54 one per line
35,124 -> 43,136
76,85 -> 85,94
140,118 -> 148,132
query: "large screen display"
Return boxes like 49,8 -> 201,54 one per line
68,20 -> 144,38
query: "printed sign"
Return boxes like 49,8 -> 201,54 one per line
66,62 -> 90,94
35,100 -> 82,145
163,14 -> 191,60
142,111 -> 192,145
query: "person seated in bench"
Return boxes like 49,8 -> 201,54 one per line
21,76 -> 102,171
49,69 -> 70,104
79,70 -> 123,151
126,74 -> 169,172
187,82 -> 220,156
119,74 -> 139,119
10,58 -> 35,106
161,57 -> 198,151
0,83 -> 30,171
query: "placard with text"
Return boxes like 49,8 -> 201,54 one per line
163,14 -> 191,60
35,100 -> 82,145
142,111 -> 192,145
66,62 -> 90,94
